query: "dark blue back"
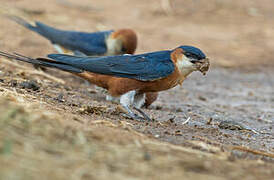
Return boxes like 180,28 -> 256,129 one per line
35,22 -> 113,55
48,50 -> 175,81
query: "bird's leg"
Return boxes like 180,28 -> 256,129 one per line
106,95 -> 120,103
120,90 -> 144,121
133,93 -> 152,121
133,92 -> 145,109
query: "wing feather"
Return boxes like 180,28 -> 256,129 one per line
47,51 -> 174,81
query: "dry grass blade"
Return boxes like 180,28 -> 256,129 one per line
231,146 -> 274,158
142,140 -> 229,160
89,120 -> 117,127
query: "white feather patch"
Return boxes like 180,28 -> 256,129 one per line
176,55 -> 197,77
105,36 -> 123,55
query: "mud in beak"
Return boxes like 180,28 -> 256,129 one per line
195,58 -> 210,75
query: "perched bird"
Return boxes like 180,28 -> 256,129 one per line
8,16 -> 158,107
0,45 -> 210,121
8,16 -> 137,56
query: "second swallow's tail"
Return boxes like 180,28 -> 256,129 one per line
7,16 -> 39,33
0,51 -> 82,73
7,15 -> 63,43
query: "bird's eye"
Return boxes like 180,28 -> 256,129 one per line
185,52 -> 200,60
185,52 -> 191,57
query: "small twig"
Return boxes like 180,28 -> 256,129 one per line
231,146 -> 274,158
218,120 -> 260,134
89,120 -> 117,127
182,117 -> 191,125
249,129 -> 259,134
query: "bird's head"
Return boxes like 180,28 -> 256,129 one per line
107,29 -> 137,55
174,45 -> 210,76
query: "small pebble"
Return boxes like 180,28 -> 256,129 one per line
55,93 -> 65,103
9,80 -> 18,87
19,80 -> 40,91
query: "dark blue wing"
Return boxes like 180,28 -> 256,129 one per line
47,50 -> 174,81
34,22 -> 113,56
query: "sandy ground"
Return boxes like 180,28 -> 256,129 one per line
0,0 -> 274,179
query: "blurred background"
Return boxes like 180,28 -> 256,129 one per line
1,0 -> 274,67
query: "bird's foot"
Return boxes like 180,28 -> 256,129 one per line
120,91 -> 151,121
121,112 -> 145,122
121,105 -> 147,121
133,107 -> 152,121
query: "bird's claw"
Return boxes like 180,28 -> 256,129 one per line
133,107 -> 152,121
121,104 -> 152,121
122,113 -> 145,122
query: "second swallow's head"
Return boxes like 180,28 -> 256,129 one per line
107,29 -> 137,55
173,45 -> 209,76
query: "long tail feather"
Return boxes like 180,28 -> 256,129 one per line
6,15 -> 38,32
0,51 -> 82,73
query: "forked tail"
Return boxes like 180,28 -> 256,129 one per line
0,51 -> 82,73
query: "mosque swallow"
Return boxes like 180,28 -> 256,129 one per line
0,45 -> 209,121
8,16 -> 137,56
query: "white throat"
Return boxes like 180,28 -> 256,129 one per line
105,36 -> 123,55
176,55 -> 197,77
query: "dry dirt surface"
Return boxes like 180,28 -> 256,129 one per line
0,0 -> 274,179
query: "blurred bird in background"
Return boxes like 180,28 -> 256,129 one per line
8,16 -> 137,56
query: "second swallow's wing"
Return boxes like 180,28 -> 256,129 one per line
47,51 -> 175,81
34,22 -> 112,55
